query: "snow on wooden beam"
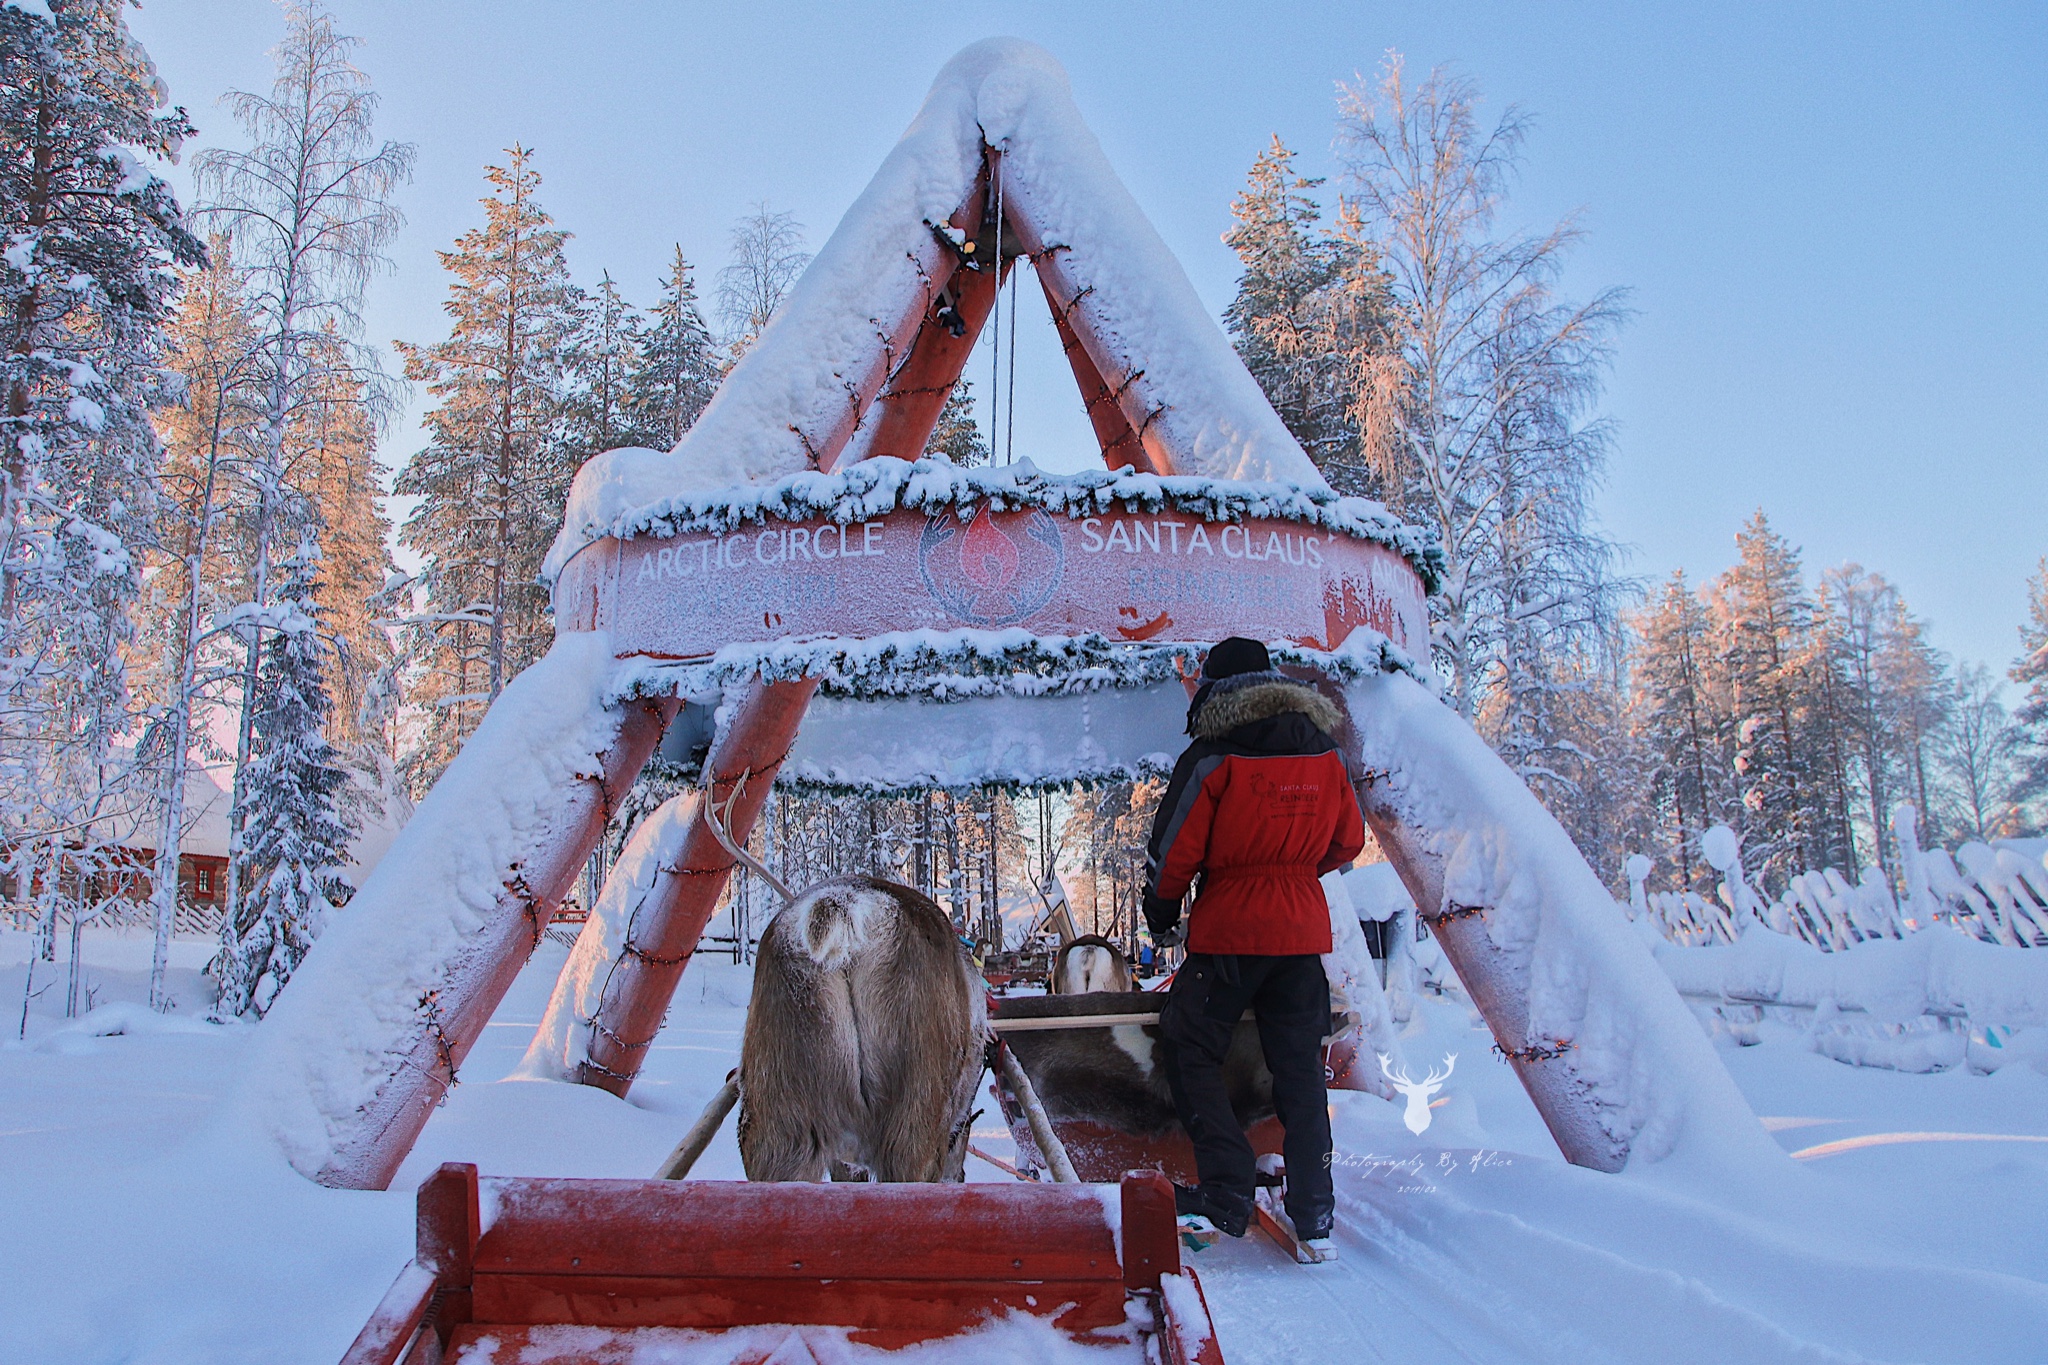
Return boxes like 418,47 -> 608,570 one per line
569,678 -> 819,1096
1040,266 -> 1158,474
1335,670 -> 1787,1176
231,634 -> 675,1189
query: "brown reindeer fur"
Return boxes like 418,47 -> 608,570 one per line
737,875 -> 986,1182
1050,935 -> 1132,994
997,991 -> 1282,1138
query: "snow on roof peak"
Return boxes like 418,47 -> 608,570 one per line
543,39 -> 1326,584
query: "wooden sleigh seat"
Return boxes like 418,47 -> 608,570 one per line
341,1163 -> 1224,1363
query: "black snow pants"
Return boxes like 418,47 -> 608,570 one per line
1159,951 -> 1334,1237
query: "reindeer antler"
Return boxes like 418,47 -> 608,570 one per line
1424,1054 -> 1458,1087
701,771 -> 796,904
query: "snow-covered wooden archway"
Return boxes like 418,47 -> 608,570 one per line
234,39 -> 1778,1192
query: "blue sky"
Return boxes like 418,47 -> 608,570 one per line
129,1 -> 2047,675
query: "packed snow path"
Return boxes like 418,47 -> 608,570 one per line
6,926 -> 2046,1364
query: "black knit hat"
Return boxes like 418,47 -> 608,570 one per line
1201,636 -> 1271,681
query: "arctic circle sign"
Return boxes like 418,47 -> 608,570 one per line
555,502 -> 1428,661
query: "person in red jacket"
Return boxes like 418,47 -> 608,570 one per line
1143,637 -> 1364,1256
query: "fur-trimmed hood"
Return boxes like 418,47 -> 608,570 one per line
1191,673 -> 1342,740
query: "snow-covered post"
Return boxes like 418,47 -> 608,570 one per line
1701,825 -> 1767,939
231,633 -> 674,1189
1339,670 -> 1780,1175
571,677 -> 819,1096
1892,803 -> 1940,930
1625,854 -> 1652,921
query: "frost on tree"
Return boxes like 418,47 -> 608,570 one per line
235,38 -> 1772,1191
1,0 -> 204,1006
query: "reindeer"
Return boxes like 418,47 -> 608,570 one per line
703,786 -> 987,1183
1379,1053 -> 1456,1135
1049,934 -> 1132,994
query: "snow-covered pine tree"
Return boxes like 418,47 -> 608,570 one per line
1222,136 -> 1384,494
2,0 -> 204,1007
632,247 -> 720,449
1796,587 -> 1860,876
2012,559 -> 2048,813
1815,566 -> 1949,873
189,1 -> 409,995
925,375 -> 989,465
1630,572 -> 1736,891
211,540 -> 356,1016
395,147 -> 582,789
1704,512 -> 1822,889
294,327 -> 395,752
571,271 -> 645,453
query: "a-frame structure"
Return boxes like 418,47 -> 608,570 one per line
244,39 -> 1777,1194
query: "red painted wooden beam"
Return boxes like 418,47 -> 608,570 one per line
576,678 -> 819,1095
1041,267 -> 1160,473
849,169 -> 1004,464
315,698 -> 677,1190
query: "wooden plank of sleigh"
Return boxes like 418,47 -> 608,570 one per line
339,1162 -> 1225,1364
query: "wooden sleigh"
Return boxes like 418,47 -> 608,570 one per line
341,1162 -> 1224,1364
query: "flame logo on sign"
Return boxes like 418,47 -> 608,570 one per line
919,505 -> 1065,627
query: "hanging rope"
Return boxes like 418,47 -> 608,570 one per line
989,150 -> 1003,464
1005,265 -> 1018,465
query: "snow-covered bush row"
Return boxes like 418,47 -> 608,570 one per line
1627,808 -> 2048,953
1622,810 -> 2048,1073
611,623 -> 1427,708
1656,926 -> 2048,1034
1653,927 -> 2048,1075
551,454 -> 1441,590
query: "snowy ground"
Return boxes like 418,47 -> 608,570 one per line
3,926 -> 2045,1364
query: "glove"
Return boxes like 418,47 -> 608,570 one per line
1151,924 -> 1182,950
1142,893 -> 1181,939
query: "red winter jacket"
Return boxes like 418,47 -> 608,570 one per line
1144,675 -> 1365,955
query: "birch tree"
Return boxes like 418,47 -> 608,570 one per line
1336,56 -> 1626,719
180,2 -> 410,1004
2013,560 -> 2048,810
715,204 -> 808,353
1936,663 -> 2027,841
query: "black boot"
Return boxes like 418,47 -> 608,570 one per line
1173,1182 -> 1251,1238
